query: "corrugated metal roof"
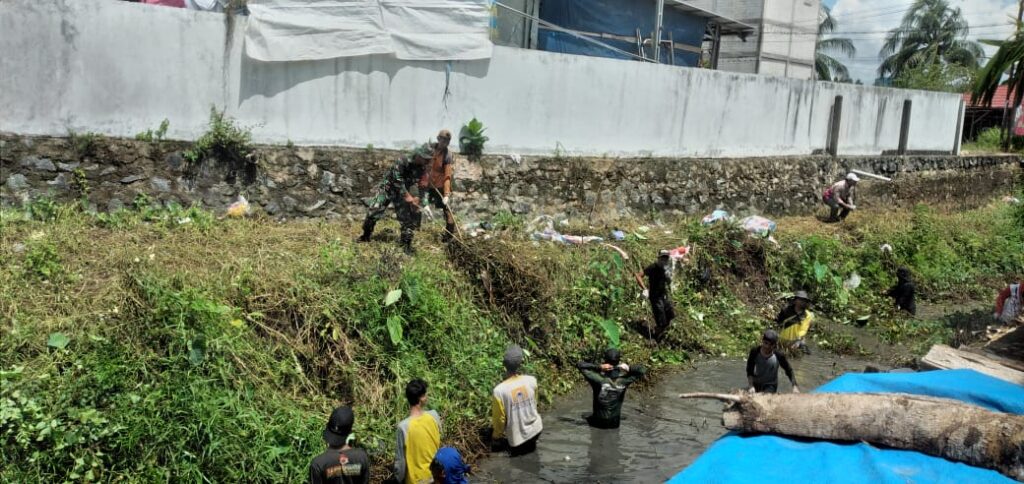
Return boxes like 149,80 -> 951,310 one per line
964,85 -> 1022,108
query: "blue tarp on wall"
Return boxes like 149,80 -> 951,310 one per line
669,369 -> 1024,483
537,0 -> 705,67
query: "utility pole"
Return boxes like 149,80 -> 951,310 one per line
1001,0 -> 1024,151
654,0 -> 664,63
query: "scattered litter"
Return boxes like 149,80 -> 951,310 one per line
611,229 -> 626,241
667,245 -> 692,262
526,214 -> 568,233
637,225 -> 650,233
601,243 -> 630,260
177,217 -> 192,225
844,272 -> 861,290
1002,195 -> 1021,204
11,243 -> 25,254
740,215 -> 776,237
509,153 -> 522,164
701,209 -> 732,225
531,228 -> 603,245
880,243 -> 893,254
226,195 -> 251,218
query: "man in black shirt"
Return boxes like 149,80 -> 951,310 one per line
886,267 -> 916,315
309,406 -> 370,484
576,348 -> 647,429
635,250 -> 675,339
745,330 -> 800,394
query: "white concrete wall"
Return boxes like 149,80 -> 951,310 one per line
0,0 -> 963,157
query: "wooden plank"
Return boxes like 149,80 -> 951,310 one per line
921,345 -> 1024,386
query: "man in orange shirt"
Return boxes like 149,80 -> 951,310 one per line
418,130 -> 457,242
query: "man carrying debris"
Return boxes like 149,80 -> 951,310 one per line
358,144 -> 432,254
491,344 -> 543,456
746,330 -> 800,394
822,172 -> 859,222
576,348 -> 646,429
418,130 -> 457,242
776,291 -> 814,354
635,250 -> 675,339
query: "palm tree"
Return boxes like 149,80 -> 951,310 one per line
816,6 -> 856,81
878,0 -> 983,80
972,18 -> 1024,149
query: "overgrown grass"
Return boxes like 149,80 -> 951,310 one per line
1,197 -> 1021,481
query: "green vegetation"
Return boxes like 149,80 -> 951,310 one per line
815,5 -> 855,82
134,119 -> 170,143
68,130 -> 101,158
963,127 -> 1024,154
458,117 -> 488,158
2,197 -> 1021,481
183,108 -> 254,168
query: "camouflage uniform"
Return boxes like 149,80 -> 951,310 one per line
359,145 -> 430,252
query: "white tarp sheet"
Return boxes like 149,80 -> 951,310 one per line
245,0 -> 493,62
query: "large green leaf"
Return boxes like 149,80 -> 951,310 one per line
46,332 -> 70,350
813,261 -> 828,282
384,289 -> 403,307
386,315 -> 404,345
598,319 -> 620,348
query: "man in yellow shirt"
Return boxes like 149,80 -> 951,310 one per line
491,345 -> 543,456
394,379 -> 442,484
776,291 -> 814,354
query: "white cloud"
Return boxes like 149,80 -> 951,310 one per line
827,0 -> 1018,83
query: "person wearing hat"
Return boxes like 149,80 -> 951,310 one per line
490,344 -> 543,456
576,348 -> 647,429
822,172 -> 859,222
776,290 -> 815,353
418,130 -> 458,242
358,143 -> 433,254
309,406 -> 370,484
635,250 -> 675,339
394,379 -> 442,484
429,446 -> 471,484
746,330 -> 799,394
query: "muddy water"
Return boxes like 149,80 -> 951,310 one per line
475,354 -> 881,483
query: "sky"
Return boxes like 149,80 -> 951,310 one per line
822,0 -> 1019,83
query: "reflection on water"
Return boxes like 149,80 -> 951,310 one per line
475,354 -> 879,483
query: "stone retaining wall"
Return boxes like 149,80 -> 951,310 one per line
2,134 -> 1020,223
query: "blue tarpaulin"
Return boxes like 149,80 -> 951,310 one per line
669,369 -> 1024,483
537,0 -> 704,67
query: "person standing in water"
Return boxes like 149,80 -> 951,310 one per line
490,344 -> 543,456
746,330 -> 800,394
576,348 -> 646,429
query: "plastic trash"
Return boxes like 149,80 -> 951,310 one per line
880,243 -> 893,254
637,225 -> 650,233
740,215 -> 776,237
701,209 -> 731,225
1002,195 -> 1021,204
843,272 -> 862,290
611,229 -> 626,241
668,245 -> 692,262
226,195 -> 251,218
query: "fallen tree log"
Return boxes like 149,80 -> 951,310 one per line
679,392 -> 1024,481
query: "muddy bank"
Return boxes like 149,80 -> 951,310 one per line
475,353 -> 881,483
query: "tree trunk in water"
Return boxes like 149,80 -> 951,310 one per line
679,392 -> 1024,481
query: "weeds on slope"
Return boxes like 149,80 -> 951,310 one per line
1,196 -> 1021,482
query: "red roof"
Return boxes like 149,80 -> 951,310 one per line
963,85 -> 1022,108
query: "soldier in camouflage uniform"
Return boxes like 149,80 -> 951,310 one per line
357,144 -> 432,254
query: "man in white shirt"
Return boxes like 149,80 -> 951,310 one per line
491,345 -> 543,456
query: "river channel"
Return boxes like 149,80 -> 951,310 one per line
474,353 -> 883,483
